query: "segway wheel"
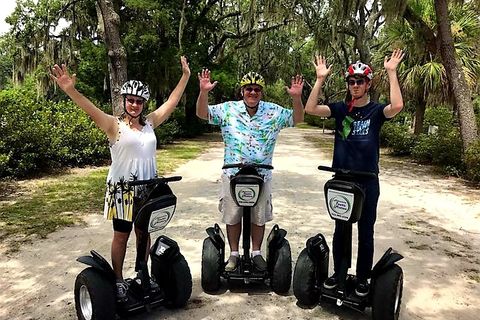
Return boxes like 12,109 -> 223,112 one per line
292,248 -> 320,307
201,238 -> 222,292
372,264 -> 403,320
151,253 -> 192,308
74,267 -> 116,320
270,240 -> 292,294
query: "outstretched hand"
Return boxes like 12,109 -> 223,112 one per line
50,64 -> 76,93
180,56 -> 191,77
384,49 -> 405,72
312,55 -> 332,80
198,68 -> 218,92
286,75 -> 304,97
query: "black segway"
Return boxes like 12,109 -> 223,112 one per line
293,166 -> 403,320
201,163 -> 292,294
74,176 -> 192,320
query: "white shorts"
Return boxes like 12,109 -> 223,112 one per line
218,174 -> 273,226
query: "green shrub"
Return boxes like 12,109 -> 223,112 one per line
155,119 -> 181,146
380,121 -> 416,155
422,105 -> 456,132
304,114 -> 336,130
412,131 -> 463,167
0,80 -> 109,178
264,80 -> 291,107
464,140 -> 480,182
411,106 -> 463,169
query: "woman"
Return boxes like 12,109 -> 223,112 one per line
50,56 -> 190,300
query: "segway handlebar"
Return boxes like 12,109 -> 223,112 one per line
318,165 -> 377,179
222,163 -> 274,170
128,176 -> 182,187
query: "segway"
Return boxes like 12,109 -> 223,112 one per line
74,176 -> 192,320
293,166 -> 403,320
201,163 -> 292,294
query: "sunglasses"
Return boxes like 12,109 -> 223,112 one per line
348,79 -> 366,86
244,87 -> 262,93
126,98 -> 145,105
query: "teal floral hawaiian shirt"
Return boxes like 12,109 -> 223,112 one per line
208,100 -> 294,180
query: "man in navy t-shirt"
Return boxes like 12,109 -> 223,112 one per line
304,49 -> 405,297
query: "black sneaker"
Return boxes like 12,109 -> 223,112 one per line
252,255 -> 267,272
149,277 -> 161,293
355,280 -> 370,297
116,280 -> 129,302
323,275 -> 338,289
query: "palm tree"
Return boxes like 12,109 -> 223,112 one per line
435,0 -> 478,151
375,0 -> 480,138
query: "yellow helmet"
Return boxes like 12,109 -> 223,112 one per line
240,71 -> 265,88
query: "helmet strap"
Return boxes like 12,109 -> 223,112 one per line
123,97 -> 142,120
243,101 -> 259,114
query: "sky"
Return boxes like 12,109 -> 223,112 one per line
0,0 -> 17,35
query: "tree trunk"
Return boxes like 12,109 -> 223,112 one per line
414,96 -> 426,135
434,0 -> 478,152
96,0 -> 127,116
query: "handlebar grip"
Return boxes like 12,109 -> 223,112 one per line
222,163 -> 274,170
128,176 -> 182,186
317,165 -> 377,178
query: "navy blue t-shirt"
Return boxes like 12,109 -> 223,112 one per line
327,101 -> 389,174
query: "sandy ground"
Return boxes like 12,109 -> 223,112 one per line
0,127 -> 479,320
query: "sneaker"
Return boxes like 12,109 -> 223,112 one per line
323,275 -> 339,289
149,277 -> 160,293
252,255 -> 267,272
116,280 -> 129,301
225,255 -> 239,272
355,279 -> 370,297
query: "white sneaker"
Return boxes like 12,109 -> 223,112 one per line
225,255 -> 239,271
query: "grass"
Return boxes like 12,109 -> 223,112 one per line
0,137 -> 217,252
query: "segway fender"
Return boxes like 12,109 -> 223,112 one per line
371,247 -> 403,277
305,233 -> 330,264
76,250 -> 115,280
206,223 -> 225,250
267,224 -> 287,249
266,224 -> 288,272
151,235 -> 181,263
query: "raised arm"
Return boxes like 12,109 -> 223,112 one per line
147,56 -> 191,128
305,55 -> 332,117
50,64 -> 117,140
383,49 -> 405,118
196,68 -> 218,120
285,75 -> 305,125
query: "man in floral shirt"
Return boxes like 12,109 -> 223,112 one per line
196,69 -> 304,272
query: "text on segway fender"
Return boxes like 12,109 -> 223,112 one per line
326,189 -> 354,221
148,205 -> 176,233
234,184 -> 260,206
155,242 -> 171,256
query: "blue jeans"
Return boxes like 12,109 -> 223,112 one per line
332,178 -> 380,281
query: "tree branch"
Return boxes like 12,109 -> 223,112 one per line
208,20 -> 290,61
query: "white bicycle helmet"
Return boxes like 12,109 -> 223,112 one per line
345,61 -> 373,80
121,80 -> 150,101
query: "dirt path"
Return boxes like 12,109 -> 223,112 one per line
1,127 -> 479,320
